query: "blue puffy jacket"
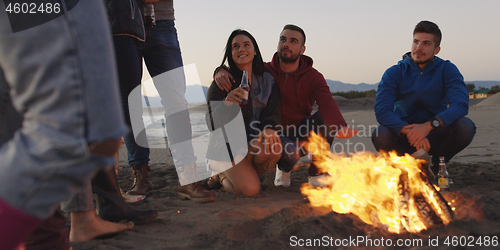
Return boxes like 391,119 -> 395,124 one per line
375,52 -> 469,134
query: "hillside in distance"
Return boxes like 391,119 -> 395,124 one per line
142,80 -> 500,107
465,80 -> 500,89
326,80 -> 500,93
326,80 -> 378,92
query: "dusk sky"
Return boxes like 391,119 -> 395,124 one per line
143,0 -> 500,92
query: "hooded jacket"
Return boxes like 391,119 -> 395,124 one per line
104,0 -> 145,41
375,52 -> 469,134
205,70 -> 281,160
266,53 -> 347,129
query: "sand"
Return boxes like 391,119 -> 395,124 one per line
71,97 -> 500,250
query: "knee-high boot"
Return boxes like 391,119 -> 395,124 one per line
92,168 -> 158,225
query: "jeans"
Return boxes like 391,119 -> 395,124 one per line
136,20 -> 196,167
0,72 -> 22,146
115,35 -> 150,166
372,117 -> 476,165
281,112 -> 336,175
0,0 -> 127,219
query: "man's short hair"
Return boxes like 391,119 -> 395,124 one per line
413,20 -> 442,47
282,24 -> 306,46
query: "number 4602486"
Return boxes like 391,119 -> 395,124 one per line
5,2 -> 61,14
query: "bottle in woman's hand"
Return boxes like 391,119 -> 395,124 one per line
239,71 -> 249,105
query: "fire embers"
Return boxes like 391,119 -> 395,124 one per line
301,132 -> 457,234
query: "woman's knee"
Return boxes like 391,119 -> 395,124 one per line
237,183 -> 260,196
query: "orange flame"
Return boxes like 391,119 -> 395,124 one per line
301,132 -> 452,233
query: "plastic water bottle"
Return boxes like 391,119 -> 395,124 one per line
436,156 -> 450,192
240,71 -> 249,106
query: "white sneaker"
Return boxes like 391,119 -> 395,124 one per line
274,166 -> 291,187
308,174 -> 328,188
206,159 -> 211,173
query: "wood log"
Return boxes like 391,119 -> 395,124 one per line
398,170 -> 410,233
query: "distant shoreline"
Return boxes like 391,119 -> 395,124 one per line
143,97 -> 489,115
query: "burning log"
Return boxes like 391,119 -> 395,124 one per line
414,194 -> 443,228
397,171 -> 410,233
418,172 -> 458,225
413,150 -> 458,225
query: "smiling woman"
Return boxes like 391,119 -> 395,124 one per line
231,34 -> 256,73
204,29 -> 299,196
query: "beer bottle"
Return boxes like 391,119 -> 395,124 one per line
436,156 -> 450,192
144,3 -> 156,27
239,70 -> 249,106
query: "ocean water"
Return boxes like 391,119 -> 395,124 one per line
142,112 -> 209,139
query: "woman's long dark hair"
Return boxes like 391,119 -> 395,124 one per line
220,29 -> 265,76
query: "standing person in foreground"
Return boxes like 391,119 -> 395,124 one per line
131,0 -> 215,202
215,24 -> 357,188
58,0 -> 158,243
205,29 -> 298,196
372,20 -> 475,171
0,1 -> 128,249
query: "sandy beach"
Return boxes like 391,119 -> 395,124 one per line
71,95 -> 500,250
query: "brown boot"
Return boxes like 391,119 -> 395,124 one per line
178,181 -> 216,202
127,163 -> 152,195
206,173 -> 226,190
177,162 -> 216,202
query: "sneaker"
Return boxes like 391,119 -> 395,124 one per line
308,174 -> 328,188
274,166 -> 291,187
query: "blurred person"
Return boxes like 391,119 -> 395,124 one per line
371,20 -> 475,171
133,0 -> 215,201
0,1 -> 128,249
59,0 -> 159,242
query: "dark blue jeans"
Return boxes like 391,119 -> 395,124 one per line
281,112 -> 336,175
371,117 -> 476,165
114,35 -> 150,166
136,20 -> 196,167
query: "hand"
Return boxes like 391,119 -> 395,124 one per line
335,126 -> 359,139
413,138 -> 431,152
257,128 -> 281,154
215,68 -> 234,92
406,122 -> 432,146
223,87 -> 246,106
400,124 -> 414,135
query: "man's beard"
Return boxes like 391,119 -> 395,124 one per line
412,52 -> 435,66
278,49 -> 300,64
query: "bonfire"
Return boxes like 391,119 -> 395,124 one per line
301,132 -> 457,234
